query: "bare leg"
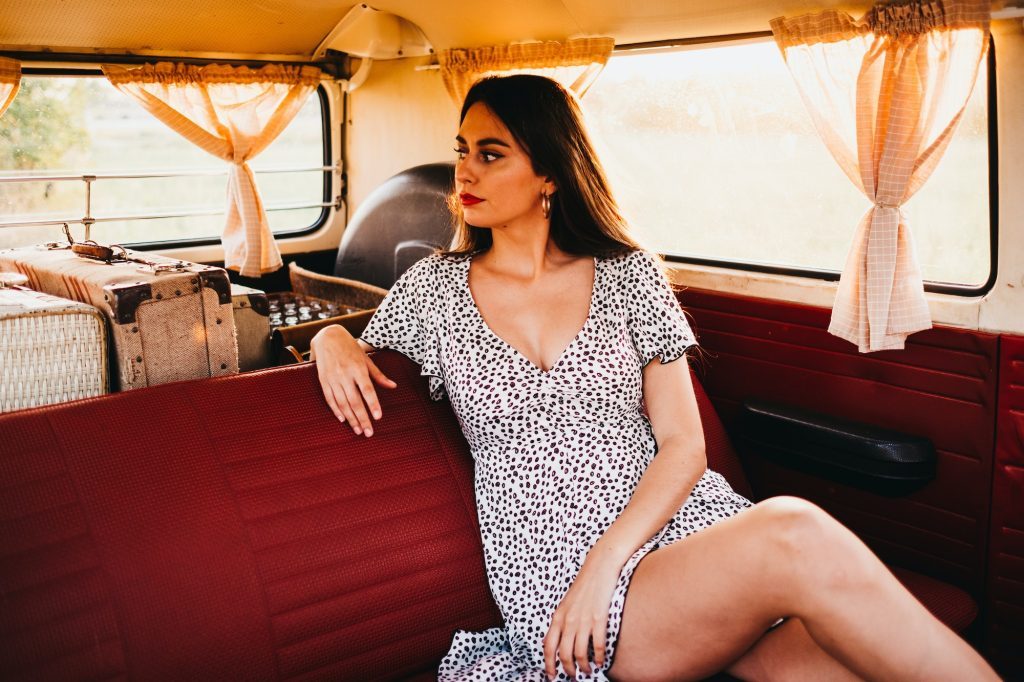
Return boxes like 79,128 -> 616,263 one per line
607,496 -> 996,682
727,618 -> 862,682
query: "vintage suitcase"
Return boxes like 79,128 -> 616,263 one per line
0,245 -> 238,390
0,286 -> 109,412
230,283 -> 272,372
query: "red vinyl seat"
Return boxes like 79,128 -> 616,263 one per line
0,352 -> 975,681
0,353 -> 501,681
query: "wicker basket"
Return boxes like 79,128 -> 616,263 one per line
0,288 -> 108,412
288,262 -> 388,309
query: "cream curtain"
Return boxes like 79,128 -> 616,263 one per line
439,36 -> 615,105
771,0 -> 989,352
0,57 -> 21,118
103,63 -> 321,277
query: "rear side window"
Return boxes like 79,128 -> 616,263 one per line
583,40 -> 990,288
0,73 -> 328,249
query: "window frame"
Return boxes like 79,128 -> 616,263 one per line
5,58 -> 335,250
603,34 -> 998,298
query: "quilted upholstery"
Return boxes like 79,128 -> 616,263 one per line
0,352 -> 975,681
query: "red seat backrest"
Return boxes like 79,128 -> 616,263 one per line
0,352 -> 500,681
691,368 -> 754,500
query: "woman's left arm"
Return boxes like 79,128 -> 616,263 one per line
543,356 -> 707,679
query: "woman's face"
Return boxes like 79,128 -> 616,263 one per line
454,101 -> 554,230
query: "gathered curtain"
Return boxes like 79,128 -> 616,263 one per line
771,0 -> 990,352
438,36 -> 615,105
103,63 -> 321,277
0,57 -> 21,118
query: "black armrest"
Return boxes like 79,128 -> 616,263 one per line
738,400 -> 936,495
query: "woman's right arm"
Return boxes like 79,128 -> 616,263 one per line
309,324 -> 397,437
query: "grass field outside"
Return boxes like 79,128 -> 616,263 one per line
583,41 -> 991,286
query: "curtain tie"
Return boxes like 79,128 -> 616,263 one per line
874,201 -> 901,210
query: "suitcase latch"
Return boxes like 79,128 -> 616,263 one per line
135,261 -> 192,275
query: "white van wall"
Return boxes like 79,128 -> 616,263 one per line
346,57 -> 456,215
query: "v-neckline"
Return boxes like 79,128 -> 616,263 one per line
464,255 -> 599,375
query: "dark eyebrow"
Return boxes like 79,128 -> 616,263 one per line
455,135 -> 511,148
477,137 -> 511,148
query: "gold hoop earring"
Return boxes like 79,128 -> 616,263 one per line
541,192 -> 551,219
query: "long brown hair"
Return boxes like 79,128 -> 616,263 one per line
444,75 -> 640,258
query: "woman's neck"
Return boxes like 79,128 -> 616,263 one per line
480,221 -> 575,279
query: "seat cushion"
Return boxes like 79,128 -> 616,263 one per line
889,567 -> 978,633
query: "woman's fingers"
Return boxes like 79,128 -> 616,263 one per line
362,358 -> 397,420
310,325 -> 393,434
367,358 -> 398,390
316,358 -> 364,433
574,622 -> 593,675
328,382 -> 362,435
543,617 -> 562,679
355,373 -> 383,422
545,609 -> 605,679
340,377 -> 375,436
315,362 -> 348,425
558,624 -> 578,679
592,617 -> 607,669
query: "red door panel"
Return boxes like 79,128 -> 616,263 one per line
990,336 -> 1024,675
678,288 -> 998,597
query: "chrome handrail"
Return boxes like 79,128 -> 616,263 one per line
0,201 -> 334,229
0,165 -> 337,239
0,165 -> 338,182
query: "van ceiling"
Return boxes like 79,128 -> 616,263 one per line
1,0 -> 875,60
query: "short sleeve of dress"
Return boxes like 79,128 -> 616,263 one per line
358,257 -> 446,400
624,250 -> 697,366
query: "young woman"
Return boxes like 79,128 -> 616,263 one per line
309,75 -> 997,682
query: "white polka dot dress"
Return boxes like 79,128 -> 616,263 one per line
359,249 -> 753,681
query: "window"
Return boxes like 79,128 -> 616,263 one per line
582,39 -> 991,288
0,72 -> 329,250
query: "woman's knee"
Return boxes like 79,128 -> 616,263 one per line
752,498 -> 844,564
754,496 -> 832,547
753,496 -> 873,590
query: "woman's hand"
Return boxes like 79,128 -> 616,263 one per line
543,548 -> 624,680
309,324 -> 396,436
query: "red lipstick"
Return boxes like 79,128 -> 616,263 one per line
460,193 -> 483,206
